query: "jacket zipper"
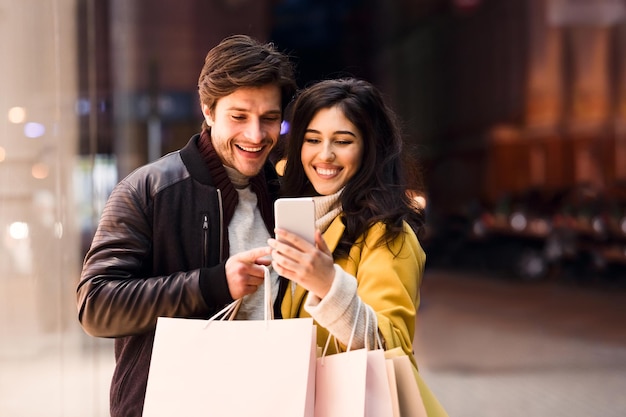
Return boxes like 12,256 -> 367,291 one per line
216,189 -> 224,262
201,189 -> 224,266
202,214 -> 209,267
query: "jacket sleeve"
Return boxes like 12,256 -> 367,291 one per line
76,180 -> 228,338
304,265 -> 379,349
305,222 -> 424,357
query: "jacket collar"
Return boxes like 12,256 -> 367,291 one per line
179,134 -> 214,185
322,215 -> 345,253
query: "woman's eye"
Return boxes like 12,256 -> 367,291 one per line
304,138 -> 320,144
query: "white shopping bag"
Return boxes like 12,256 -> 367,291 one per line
143,267 -> 317,417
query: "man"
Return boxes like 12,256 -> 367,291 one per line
76,35 -> 297,417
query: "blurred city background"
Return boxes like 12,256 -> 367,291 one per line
1,0 -> 625,416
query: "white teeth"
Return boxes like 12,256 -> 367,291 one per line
237,145 -> 263,152
317,168 -> 338,176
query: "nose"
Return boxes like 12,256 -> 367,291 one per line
320,143 -> 335,161
243,119 -> 264,143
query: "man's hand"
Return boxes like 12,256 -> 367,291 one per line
225,246 -> 272,299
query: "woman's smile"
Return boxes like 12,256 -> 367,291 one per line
301,106 -> 363,196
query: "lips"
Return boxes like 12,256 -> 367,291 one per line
315,167 -> 341,177
236,144 -> 264,153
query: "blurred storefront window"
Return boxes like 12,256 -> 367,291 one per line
0,1 -> 114,416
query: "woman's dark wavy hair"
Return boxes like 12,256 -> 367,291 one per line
281,78 -> 425,257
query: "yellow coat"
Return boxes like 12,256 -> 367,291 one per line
281,215 -> 449,417
281,215 -> 424,362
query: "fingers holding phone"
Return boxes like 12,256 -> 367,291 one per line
270,230 -> 334,298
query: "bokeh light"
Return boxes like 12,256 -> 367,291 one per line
7,106 -> 26,124
24,122 -> 46,138
8,222 -> 29,240
32,162 -> 49,179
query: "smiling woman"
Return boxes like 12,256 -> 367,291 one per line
269,78 -> 447,415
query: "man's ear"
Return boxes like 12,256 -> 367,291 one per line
202,104 -> 214,126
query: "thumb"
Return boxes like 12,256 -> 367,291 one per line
314,230 -> 332,256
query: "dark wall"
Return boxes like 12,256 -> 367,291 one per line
76,0 -> 528,203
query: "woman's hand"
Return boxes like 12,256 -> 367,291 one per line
268,229 -> 335,298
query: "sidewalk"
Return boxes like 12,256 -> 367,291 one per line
414,267 -> 626,417
0,334 -> 113,417
2,267 -> 624,416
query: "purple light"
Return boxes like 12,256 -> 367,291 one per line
24,122 -> 46,138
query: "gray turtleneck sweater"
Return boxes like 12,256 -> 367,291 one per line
225,166 -> 278,320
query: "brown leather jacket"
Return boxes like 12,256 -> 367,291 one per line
77,134 -> 278,417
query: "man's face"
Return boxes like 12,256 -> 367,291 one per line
202,85 -> 282,177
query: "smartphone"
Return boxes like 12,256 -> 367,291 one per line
274,197 -> 316,244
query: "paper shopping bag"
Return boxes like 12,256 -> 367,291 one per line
385,359 -> 401,417
142,316 -> 317,417
385,347 -> 449,417
386,353 -> 427,417
366,349 -> 396,417
315,348 -> 394,417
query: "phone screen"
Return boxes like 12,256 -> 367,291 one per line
274,198 -> 315,244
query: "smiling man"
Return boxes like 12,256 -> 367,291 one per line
76,35 -> 297,417
202,85 -> 282,177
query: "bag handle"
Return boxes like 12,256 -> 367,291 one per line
204,299 -> 242,325
204,265 -> 273,328
346,298 -> 362,351
352,301 -> 384,351
320,297 -> 362,360
263,265 -> 273,321
320,296 -> 384,355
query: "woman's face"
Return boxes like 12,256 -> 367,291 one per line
300,106 -> 364,196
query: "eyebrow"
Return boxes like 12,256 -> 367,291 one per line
227,107 -> 281,115
305,128 -> 357,137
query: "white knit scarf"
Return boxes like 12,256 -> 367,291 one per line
312,188 -> 344,233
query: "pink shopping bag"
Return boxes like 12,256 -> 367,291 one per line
385,353 -> 428,417
385,347 -> 449,417
314,299 -> 394,417
314,347 -> 395,417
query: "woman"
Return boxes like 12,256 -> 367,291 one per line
268,79 -> 451,416
268,77 -> 425,360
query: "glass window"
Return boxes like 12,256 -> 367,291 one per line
0,2 -> 114,415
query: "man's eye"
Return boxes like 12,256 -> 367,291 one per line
232,115 -> 246,120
